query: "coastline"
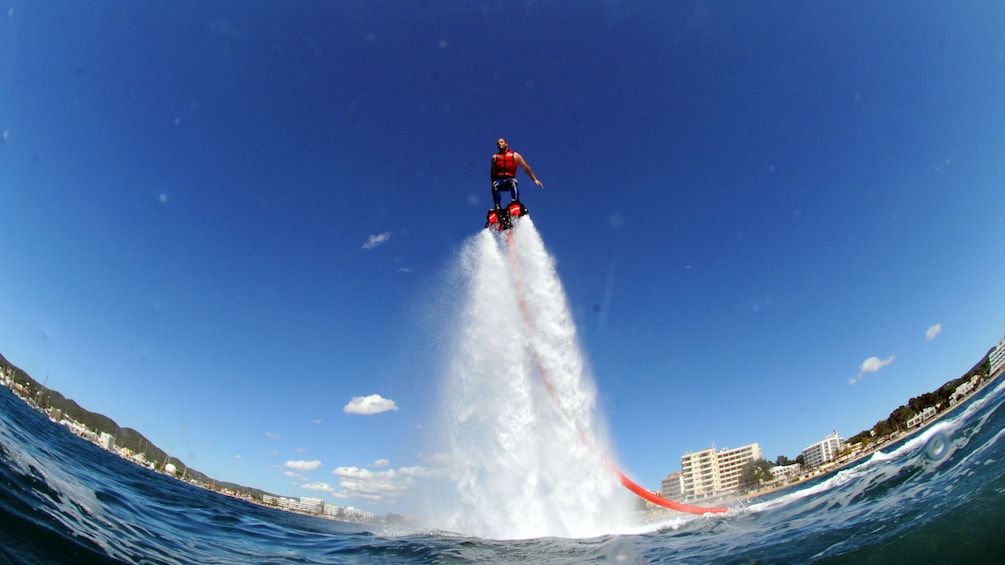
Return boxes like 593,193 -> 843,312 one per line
736,365 -> 1004,504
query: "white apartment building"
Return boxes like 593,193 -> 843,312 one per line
801,431 -> 844,467
680,443 -> 762,499
99,431 -> 116,450
989,335 -> 1005,375
264,495 -> 324,515
950,375 -> 982,406
338,506 -> 375,521
770,463 -> 801,481
906,406 -> 937,429
262,495 -> 375,522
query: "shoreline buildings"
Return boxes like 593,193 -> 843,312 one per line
669,443 -> 762,500
262,495 -> 374,522
801,431 -> 845,468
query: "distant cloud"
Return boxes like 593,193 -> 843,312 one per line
850,355 -> 895,385
285,460 -> 322,472
265,432 -> 280,439
861,355 -> 895,373
392,256 -> 413,274
285,471 -> 308,482
343,394 -> 398,415
290,458 -> 451,504
328,465 -> 433,502
926,323 -> 943,341
311,418 -> 322,425
363,232 -> 392,249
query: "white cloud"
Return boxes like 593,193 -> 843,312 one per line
851,355 -> 895,385
301,481 -> 335,493
265,432 -> 280,439
285,460 -> 322,472
288,457 -> 451,504
329,465 -> 434,502
290,466 -> 437,502
284,471 -> 308,482
362,232 -> 392,249
343,394 -> 398,415
926,323 -> 943,341
860,355 -> 895,373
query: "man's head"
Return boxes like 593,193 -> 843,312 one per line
496,138 -> 509,152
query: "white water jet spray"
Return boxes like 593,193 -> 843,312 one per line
435,219 -> 632,539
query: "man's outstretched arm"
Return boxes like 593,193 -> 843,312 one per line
515,153 -> 544,188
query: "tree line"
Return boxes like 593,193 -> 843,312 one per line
740,353 -> 993,491
0,352 -> 273,501
846,356 -> 989,446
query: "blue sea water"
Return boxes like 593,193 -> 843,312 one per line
1,373 -> 1003,564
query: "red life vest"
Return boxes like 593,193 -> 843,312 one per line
492,150 -> 517,179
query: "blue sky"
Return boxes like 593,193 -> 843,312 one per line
2,1 -> 1004,514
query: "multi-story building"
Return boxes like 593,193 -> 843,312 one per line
660,472 -> 684,500
770,463 -> 801,481
906,406 -> 937,429
339,506 -> 375,521
264,495 -> 324,515
989,335 -> 1005,375
680,443 -> 762,499
681,448 -> 716,498
262,496 -> 375,523
99,431 -> 116,450
950,375 -> 982,406
801,431 -> 844,467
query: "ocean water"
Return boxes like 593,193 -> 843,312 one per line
4,371 -> 1004,564
2,220 -> 1004,564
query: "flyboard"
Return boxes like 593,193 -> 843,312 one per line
483,201 -> 728,515
485,199 -> 529,231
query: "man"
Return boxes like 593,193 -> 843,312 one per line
490,138 -> 544,209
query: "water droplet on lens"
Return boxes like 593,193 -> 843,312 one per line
925,430 -> 950,461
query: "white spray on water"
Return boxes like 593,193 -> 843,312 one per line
435,218 -> 632,539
